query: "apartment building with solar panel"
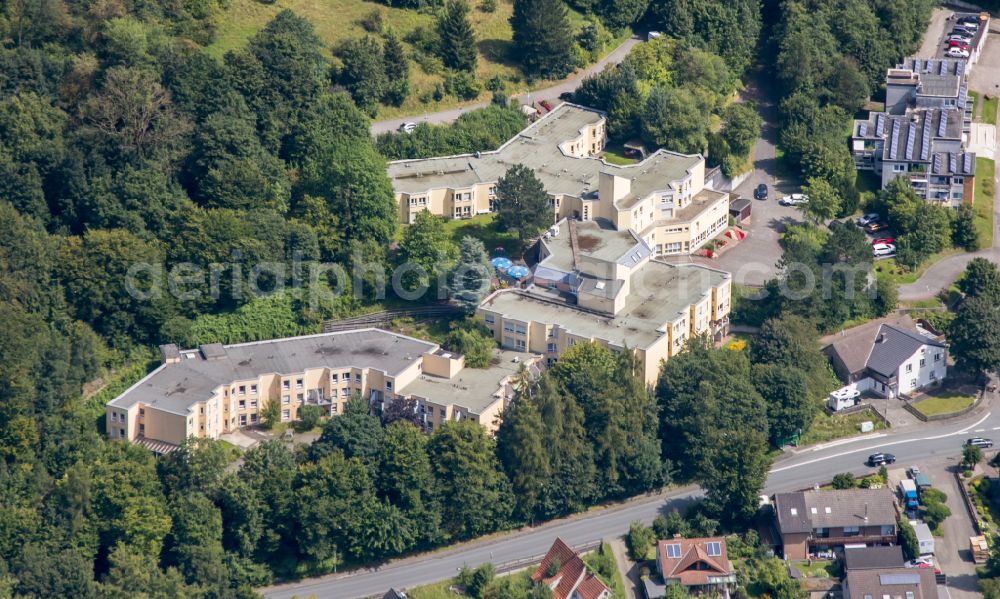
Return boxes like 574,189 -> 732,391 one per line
851,58 -> 976,206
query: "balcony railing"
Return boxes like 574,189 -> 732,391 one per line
809,534 -> 896,546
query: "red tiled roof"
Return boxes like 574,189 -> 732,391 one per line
532,538 -> 608,599
575,574 -> 611,599
657,537 -> 734,587
532,538 -> 579,583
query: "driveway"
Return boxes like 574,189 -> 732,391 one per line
370,37 -> 641,135
915,8 -> 952,58
715,80 -> 804,286
927,463 -> 980,599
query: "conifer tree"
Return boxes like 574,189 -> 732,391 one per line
438,0 -> 478,72
382,30 -> 410,106
510,0 -> 575,79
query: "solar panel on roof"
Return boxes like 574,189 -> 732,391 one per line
876,114 -> 886,137
950,153 -> 958,173
957,61 -> 964,76
939,60 -> 947,75
938,111 -> 947,137
921,117 -> 931,159
913,59 -> 921,72
858,122 -> 868,137
964,153 -> 972,174
879,573 -> 920,586
933,154 -> 942,173
958,85 -> 967,109
925,60 -> 933,73
904,123 -> 916,159
889,120 -> 900,159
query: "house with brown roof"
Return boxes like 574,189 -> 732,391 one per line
647,537 -> 736,598
531,538 -> 612,599
774,489 -> 898,560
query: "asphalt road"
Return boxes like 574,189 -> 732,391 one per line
262,397 -> 998,599
370,37 -> 641,135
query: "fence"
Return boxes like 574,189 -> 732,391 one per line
322,304 -> 462,333
493,539 -> 603,575
900,388 -> 984,422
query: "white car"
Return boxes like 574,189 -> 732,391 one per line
399,122 -> 417,134
857,213 -> 880,226
778,193 -> 809,206
906,557 -> 935,569
873,243 -> 896,258
946,48 -> 970,59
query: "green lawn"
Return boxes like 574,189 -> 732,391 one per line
793,560 -> 837,578
873,247 -> 963,285
975,158 -> 995,249
583,543 -> 627,599
798,408 -> 886,447
913,391 -> 975,417
982,95 -> 998,126
407,579 -> 471,599
601,144 -> 639,165
207,0 -> 617,120
444,213 -> 522,258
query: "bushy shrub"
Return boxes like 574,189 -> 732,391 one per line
445,70 -> 482,100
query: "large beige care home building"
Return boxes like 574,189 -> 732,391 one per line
106,329 -> 540,451
477,218 -> 731,385
387,103 -> 730,256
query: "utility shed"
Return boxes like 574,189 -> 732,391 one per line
911,520 -> 934,556
729,198 -> 752,223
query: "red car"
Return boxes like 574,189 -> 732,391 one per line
948,40 -> 969,50
871,237 -> 895,245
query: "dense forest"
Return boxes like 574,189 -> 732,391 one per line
0,0 -> 939,595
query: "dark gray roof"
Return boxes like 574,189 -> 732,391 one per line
774,492 -> 810,534
824,314 -> 919,376
845,568 -> 938,599
776,489 -> 898,533
866,324 -> 946,378
844,546 -> 904,571
730,198 -> 752,212
882,110 -> 963,163
108,329 -> 439,415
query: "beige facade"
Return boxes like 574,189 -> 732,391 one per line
388,103 -> 730,256
476,219 -> 731,385
107,330 -> 539,450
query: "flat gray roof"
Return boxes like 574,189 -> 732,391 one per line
539,218 -> 646,276
482,261 -> 728,350
387,103 -> 702,210
402,349 -> 538,414
109,329 -> 438,416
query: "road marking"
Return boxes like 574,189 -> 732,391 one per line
811,433 -> 886,451
770,412 -> 992,474
992,426 -> 1000,430
976,428 -> 986,432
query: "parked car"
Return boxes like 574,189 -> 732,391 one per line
857,213 -> 880,226
967,437 -> 994,448
865,221 -> 889,233
956,18 -> 979,29
778,193 -> 809,206
947,34 -> 973,43
868,453 -> 896,466
873,243 -> 896,258
947,47 -> 971,59
399,122 -> 417,134
906,557 -> 935,569
558,91 -> 574,102
871,237 -> 896,246
754,183 -> 768,200
947,40 -> 970,50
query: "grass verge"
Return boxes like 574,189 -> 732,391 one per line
982,95 -> 998,126
912,391 -> 975,417
872,247 -> 963,286
583,543 -> 627,599
975,158 -> 995,249
798,407 -> 886,447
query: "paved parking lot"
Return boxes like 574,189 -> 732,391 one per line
917,9 -> 988,61
926,461 -> 980,599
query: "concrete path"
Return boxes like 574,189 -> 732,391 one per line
970,123 -> 996,160
930,463 -> 980,599
370,36 -> 641,135
607,537 -> 639,599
